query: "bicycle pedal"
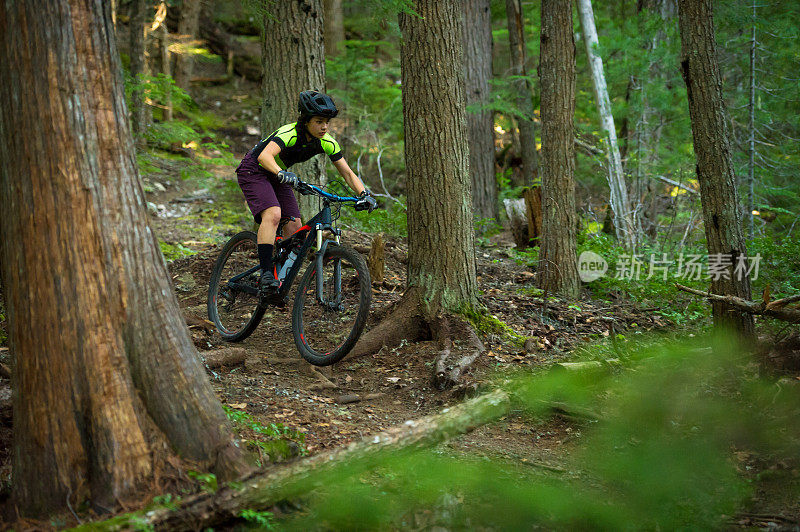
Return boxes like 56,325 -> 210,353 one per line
259,292 -> 287,308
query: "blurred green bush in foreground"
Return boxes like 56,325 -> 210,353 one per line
276,336 -> 800,530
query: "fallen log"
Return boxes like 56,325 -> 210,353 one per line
675,284 -> 800,323
166,8 -> 261,81
82,389 -> 511,531
202,347 -> 248,369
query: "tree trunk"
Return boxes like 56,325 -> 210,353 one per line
747,0 -> 756,239
323,0 -> 345,57
174,0 -> 202,91
576,0 -> 637,249
463,0 -> 498,220
636,0 -> 675,237
677,0 -> 755,339
402,0 -> 478,313
351,0 -> 480,387
157,8 -> 173,121
537,0 -> 580,298
129,0 -> 149,144
0,0 -> 247,517
261,0 -> 327,221
505,0 -> 538,185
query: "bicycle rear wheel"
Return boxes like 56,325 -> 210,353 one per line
292,245 -> 371,366
208,231 -> 265,341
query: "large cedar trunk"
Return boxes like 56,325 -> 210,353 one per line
129,0 -> 149,143
537,0 -> 580,298
328,0 -> 482,387
174,0 -> 203,90
261,0 -> 327,221
505,0 -> 538,185
463,0 -> 498,221
677,0 -> 755,339
323,0 -> 345,58
401,0 -> 478,313
0,0 -> 245,517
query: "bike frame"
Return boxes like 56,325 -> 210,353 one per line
225,182 -> 358,305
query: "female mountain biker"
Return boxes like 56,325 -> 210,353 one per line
235,90 -> 377,298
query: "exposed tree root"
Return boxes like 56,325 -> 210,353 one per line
352,288 -> 484,388
350,287 -> 428,358
432,314 -> 485,390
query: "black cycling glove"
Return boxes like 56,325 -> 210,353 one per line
355,190 -> 378,213
276,170 -> 298,187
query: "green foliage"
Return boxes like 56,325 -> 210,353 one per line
276,338 -> 800,530
474,217 -> 503,246
149,493 -> 180,511
239,508 -> 276,529
496,166 -> 527,204
159,241 -> 198,262
326,40 -> 404,190
747,235 -> 800,295
716,2 -> 800,220
224,405 -> 307,464
575,226 -> 710,326
334,184 -> 408,238
187,470 -> 218,494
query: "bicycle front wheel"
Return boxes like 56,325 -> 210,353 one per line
208,231 -> 265,342
292,245 -> 371,366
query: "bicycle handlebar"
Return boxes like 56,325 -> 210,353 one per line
295,179 -> 359,203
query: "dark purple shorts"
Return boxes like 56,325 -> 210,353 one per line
236,153 -> 301,223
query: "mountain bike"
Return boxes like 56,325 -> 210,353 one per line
207,179 -> 371,366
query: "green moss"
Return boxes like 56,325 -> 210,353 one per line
459,304 -> 525,347
159,242 -> 198,262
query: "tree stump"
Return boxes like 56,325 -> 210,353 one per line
367,233 -> 385,285
504,198 -> 529,248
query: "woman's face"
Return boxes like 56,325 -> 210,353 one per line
306,116 -> 330,139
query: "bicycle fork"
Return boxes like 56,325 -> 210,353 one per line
313,224 -> 343,309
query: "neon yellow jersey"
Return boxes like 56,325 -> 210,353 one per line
249,122 -> 343,170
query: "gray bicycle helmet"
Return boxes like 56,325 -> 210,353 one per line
298,90 -> 339,118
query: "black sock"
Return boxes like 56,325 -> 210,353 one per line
258,244 -> 274,273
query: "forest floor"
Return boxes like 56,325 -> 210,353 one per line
157,162 -> 665,464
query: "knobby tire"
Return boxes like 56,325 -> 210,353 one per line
208,231 -> 265,342
292,245 -> 371,366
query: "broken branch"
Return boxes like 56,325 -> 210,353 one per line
676,284 -> 800,323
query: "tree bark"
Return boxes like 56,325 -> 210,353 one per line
323,0 -> 345,57
0,0 -> 247,517
351,0 -> 480,387
463,0 -> 498,220
174,0 -> 202,90
747,0 -> 756,238
537,0 -> 580,298
401,0 -> 478,313
261,0 -> 327,221
129,0 -> 149,144
505,0 -> 538,185
677,0 -> 755,339
576,0 -> 637,249
157,6 -> 173,121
